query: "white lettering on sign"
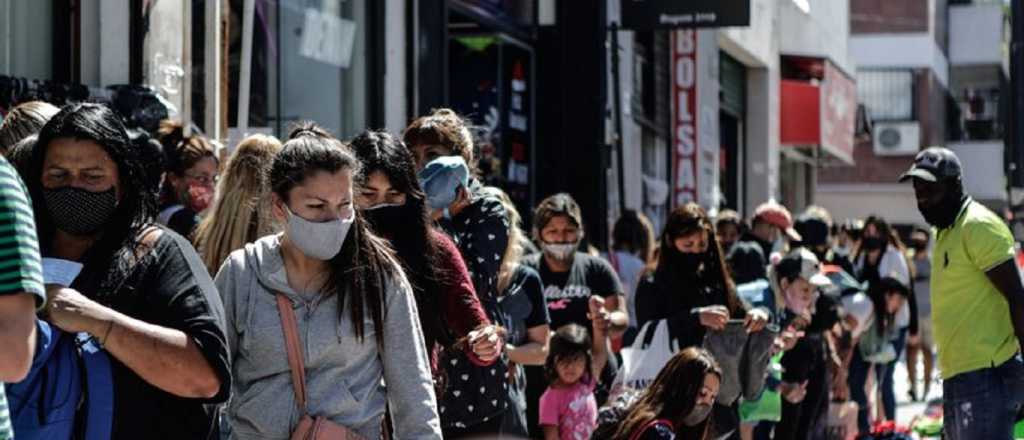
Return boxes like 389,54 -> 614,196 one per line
299,8 -> 357,68
672,30 -> 698,206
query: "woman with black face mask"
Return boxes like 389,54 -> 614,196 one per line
348,131 -> 507,438
26,103 -> 232,439
635,203 -> 768,348
635,203 -> 769,438
850,215 -> 917,429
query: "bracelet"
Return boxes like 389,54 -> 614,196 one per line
99,320 -> 115,346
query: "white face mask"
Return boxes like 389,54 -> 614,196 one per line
285,206 -> 354,261
542,242 -> 576,261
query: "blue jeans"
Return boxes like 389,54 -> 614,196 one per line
847,348 -> 879,433
879,329 -> 908,421
943,353 -> 1024,440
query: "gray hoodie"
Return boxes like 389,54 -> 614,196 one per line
215,235 -> 442,439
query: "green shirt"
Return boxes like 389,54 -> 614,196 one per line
0,156 -> 45,440
932,198 -> 1019,379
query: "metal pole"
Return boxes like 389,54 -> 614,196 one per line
610,21 -> 627,215
237,0 -> 255,130
1010,0 -> 1024,212
204,0 -> 222,141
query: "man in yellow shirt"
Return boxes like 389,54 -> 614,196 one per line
900,147 -> 1024,440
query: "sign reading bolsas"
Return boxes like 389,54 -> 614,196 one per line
673,30 -> 698,206
620,0 -> 751,30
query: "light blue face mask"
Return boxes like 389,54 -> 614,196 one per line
418,156 -> 470,211
285,206 -> 354,260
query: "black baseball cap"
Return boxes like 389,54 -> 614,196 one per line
898,147 -> 963,183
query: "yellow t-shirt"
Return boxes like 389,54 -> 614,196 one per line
932,198 -> 1019,379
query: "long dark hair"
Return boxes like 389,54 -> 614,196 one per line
544,324 -> 593,385
349,130 -> 451,349
270,123 -> 398,346
857,216 -> 910,337
27,103 -> 157,298
613,347 -> 721,440
853,215 -> 905,262
657,203 -> 742,315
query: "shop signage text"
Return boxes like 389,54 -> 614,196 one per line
673,29 -> 698,206
621,0 -> 751,30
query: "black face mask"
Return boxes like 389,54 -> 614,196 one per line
664,248 -> 706,276
919,190 -> 966,230
861,236 -> 885,251
363,203 -> 409,238
43,187 -> 118,236
910,240 -> 928,252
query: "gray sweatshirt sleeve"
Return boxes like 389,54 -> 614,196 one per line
382,272 -> 443,439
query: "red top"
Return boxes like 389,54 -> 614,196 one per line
429,229 -> 494,371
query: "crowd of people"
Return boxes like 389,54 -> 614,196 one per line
0,99 -> 1020,440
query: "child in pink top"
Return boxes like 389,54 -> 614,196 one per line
539,324 -> 602,440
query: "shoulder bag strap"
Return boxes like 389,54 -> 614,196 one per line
628,418 -> 674,440
276,293 -> 308,413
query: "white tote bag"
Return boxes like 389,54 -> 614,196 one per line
613,320 -> 679,393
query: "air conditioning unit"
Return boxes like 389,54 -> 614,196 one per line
873,122 -> 921,156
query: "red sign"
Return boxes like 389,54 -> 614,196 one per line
672,30 -> 698,206
780,80 -> 821,145
821,61 -> 856,164
779,58 -> 856,165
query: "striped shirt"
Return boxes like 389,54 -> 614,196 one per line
0,156 -> 44,440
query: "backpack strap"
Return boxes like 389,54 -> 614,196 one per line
629,419 -> 674,440
276,293 -> 308,414
76,332 -> 113,440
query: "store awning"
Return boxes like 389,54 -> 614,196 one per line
780,58 -> 857,165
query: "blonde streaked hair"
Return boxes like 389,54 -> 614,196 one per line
487,187 -> 526,294
194,134 -> 283,273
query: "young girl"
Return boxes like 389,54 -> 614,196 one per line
613,347 -> 722,440
539,324 -> 602,440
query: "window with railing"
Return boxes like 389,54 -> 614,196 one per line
856,69 -> 915,121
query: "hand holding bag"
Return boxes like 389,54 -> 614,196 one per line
277,294 -> 367,440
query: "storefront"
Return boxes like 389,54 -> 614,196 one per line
1,1 -> 200,136
414,0 -> 539,224
779,55 -> 857,212
225,0 -> 385,143
719,52 -> 746,211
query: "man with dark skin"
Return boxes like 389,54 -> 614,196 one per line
900,147 -> 1024,440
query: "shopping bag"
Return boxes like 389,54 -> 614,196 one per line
613,320 -> 679,391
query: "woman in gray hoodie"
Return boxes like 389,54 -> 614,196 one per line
215,124 -> 442,439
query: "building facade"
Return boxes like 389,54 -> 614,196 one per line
817,0 -> 1010,229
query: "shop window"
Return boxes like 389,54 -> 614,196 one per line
856,69 -> 914,121
0,1 -> 56,80
224,0 -> 370,138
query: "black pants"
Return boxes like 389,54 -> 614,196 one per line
775,335 -> 830,440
